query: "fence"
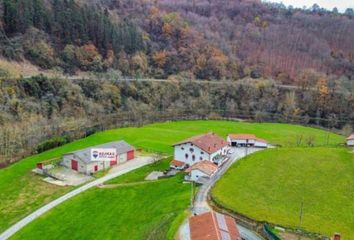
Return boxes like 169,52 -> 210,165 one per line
263,224 -> 281,240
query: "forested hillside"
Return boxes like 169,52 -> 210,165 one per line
1,0 -> 354,167
0,0 -> 354,83
1,76 -> 353,167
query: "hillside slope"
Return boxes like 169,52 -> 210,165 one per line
0,0 -> 353,83
213,147 -> 354,238
0,120 -> 344,233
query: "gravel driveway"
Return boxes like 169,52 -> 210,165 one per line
190,147 -> 265,240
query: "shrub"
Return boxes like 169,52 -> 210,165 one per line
25,41 -> 57,69
36,136 -> 67,153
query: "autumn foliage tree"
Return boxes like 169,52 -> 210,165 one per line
75,44 -> 103,71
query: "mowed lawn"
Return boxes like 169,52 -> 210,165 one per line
212,147 -> 354,238
0,120 -> 344,233
11,176 -> 190,240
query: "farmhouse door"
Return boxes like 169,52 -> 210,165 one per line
71,160 -> 78,171
127,150 -> 134,160
94,165 -> 98,172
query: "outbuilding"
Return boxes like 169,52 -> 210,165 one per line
347,134 -> 354,146
185,160 -> 218,182
170,160 -> 187,170
188,211 -> 241,240
62,141 -> 135,174
173,132 -> 228,167
227,134 -> 268,148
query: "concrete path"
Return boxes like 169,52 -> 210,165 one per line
192,147 -> 264,240
0,157 -> 154,240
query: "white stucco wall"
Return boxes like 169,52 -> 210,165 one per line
231,139 -> 255,145
118,153 -> 127,163
254,141 -> 268,148
190,169 -> 209,182
347,139 -> 354,146
62,154 -> 73,169
62,153 -> 115,174
228,138 -> 267,147
174,143 -> 210,166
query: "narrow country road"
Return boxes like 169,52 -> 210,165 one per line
0,157 -> 154,240
192,147 -> 264,240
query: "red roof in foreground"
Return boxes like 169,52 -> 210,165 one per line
189,211 -> 241,240
170,160 -> 185,167
173,133 -> 227,154
347,134 -> 354,141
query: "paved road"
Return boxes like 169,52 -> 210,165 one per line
192,147 -> 264,240
0,157 -> 154,240
23,75 -> 316,92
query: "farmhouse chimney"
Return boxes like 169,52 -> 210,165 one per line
333,233 -> 341,240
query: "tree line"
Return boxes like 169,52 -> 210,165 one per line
0,75 -> 353,167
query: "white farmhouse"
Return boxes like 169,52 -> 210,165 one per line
62,141 -> 135,175
171,132 -> 228,167
347,134 -> 354,146
185,160 -> 218,182
227,134 -> 268,148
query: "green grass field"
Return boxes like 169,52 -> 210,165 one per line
11,175 -> 190,240
212,147 -> 354,238
0,120 -> 345,235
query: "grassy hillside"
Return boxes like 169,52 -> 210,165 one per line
11,176 -> 190,240
0,120 -> 345,233
212,147 -> 354,238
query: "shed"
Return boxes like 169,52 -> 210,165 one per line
346,134 -> 354,146
62,140 -> 135,174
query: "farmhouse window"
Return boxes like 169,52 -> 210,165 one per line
201,151 -> 204,154
185,153 -> 189,159
190,148 -> 194,152
200,157 -> 203,160
192,155 -> 196,161
181,147 -> 184,150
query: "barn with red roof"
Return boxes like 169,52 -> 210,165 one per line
227,134 -> 268,148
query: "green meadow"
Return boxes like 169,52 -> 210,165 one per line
212,147 -> 354,238
0,120 -> 346,238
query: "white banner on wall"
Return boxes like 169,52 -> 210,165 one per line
91,148 -> 117,161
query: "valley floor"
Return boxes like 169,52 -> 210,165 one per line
0,120 -> 349,239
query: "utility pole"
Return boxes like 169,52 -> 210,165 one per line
298,201 -> 304,231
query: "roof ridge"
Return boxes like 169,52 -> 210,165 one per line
68,140 -> 129,154
211,212 -> 222,240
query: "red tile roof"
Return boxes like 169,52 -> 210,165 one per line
347,134 -> 354,141
189,211 -> 241,240
228,134 -> 256,140
173,133 -> 227,154
229,134 -> 268,143
188,160 -> 218,176
170,160 -> 185,167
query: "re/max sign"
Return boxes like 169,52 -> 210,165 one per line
90,148 -> 117,161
